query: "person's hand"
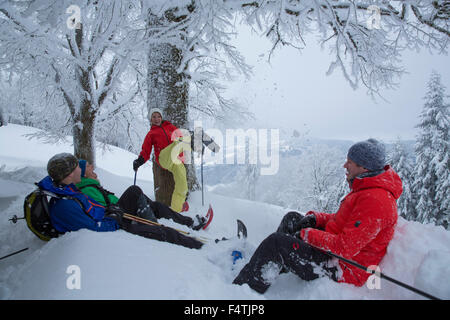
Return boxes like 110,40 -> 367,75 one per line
298,214 -> 316,230
105,205 -> 124,226
133,156 -> 145,171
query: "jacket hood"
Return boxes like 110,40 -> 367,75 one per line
352,165 -> 403,199
37,176 -> 79,197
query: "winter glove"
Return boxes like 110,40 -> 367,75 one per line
297,214 -> 316,230
105,205 -> 125,227
133,156 -> 145,171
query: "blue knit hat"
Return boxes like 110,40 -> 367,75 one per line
78,159 -> 87,178
347,139 -> 386,171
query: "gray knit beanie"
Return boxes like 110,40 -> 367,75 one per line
347,139 -> 386,171
47,153 -> 78,183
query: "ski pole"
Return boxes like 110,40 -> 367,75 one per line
0,247 -> 29,261
133,170 -> 137,186
321,248 -> 440,300
201,128 -> 205,207
122,213 -> 209,243
201,145 -> 204,207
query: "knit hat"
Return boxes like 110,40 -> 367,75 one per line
148,108 -> 163,120
347,138 -> 386,171
78,159 -> 87,178
47,153 -> 78,183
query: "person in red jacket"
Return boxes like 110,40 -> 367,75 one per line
233,138 -> 403,294
133,108 -> 190,213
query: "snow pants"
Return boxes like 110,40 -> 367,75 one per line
233,212 -> 338,294
158,141 -> 189,213
116,186 -> 202,249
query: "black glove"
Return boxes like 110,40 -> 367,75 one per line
297,214 -> 316,230
292,215 -> 316,238
133,156 -> 145,171
105,205 -> 125,227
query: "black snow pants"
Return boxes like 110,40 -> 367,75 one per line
233,212 -> 338,294
116,186 -> 202,249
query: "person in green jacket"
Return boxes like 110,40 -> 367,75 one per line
76,159 -> 119,206
76,159 -> 209,231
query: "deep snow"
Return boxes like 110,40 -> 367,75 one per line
0,124 -> 449,300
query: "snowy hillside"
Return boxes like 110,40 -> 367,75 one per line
1,124 -> 449,300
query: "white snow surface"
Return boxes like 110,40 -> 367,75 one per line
0,124 -> 449,300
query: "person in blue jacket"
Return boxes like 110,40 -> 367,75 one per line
38,153 -> 203,249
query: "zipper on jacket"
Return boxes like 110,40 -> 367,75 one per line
158,121 -> 171,144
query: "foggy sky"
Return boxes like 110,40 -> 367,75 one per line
225,25 -> 450,143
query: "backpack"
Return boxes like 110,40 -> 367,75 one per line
23,186 -> 62,241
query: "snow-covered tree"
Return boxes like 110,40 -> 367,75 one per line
0,0 -> 151,164
413,71 -> 449,229
257,143 -> 346,213
1,0 -> 448,200
389,139 -> 415,220
239,139 -> 260,201
237,0 -> 449,95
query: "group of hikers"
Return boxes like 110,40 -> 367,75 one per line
37,107 -> 403,294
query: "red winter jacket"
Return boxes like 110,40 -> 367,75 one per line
300,166 -> 402,286
139,121 -> 184,167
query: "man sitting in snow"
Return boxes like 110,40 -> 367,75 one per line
37,153 -> 207,249
233,139 -> 403,294
75,159 -> 208,231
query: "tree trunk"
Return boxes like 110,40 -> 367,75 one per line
147,12 -> 199,206
72,66 -> 96,165
72,99 -> 96,166
65,23 -> 97,166
0,107 -> 5,127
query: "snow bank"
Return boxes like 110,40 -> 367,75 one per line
1,124 -> 449,300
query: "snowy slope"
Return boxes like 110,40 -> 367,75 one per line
0,124 -> 449,300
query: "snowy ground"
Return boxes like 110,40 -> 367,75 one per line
0,124 -> 449,300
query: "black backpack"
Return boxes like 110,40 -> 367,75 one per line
23,187 -> 62,241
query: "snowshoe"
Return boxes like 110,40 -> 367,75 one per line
192,205 -> 213,231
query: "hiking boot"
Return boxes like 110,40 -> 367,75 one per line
191,206 -> 213,231
192,215 -> 207,231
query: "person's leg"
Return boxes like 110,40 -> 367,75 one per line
233,232 -> 337,294
158,141 -> 188,213
117,186 -> 157,222
150,199 -> 194,227
168,162 -> 188,213
121,219 -> 203,249
276,211 -> 306,235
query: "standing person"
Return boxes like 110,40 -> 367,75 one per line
76,159 -> 208,230
38,153 -> 206,249
233,139 -> 403,294
133,108 -> 189,213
